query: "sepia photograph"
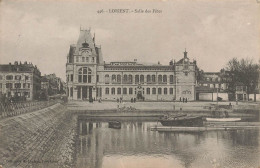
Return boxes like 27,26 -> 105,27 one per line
0,0 -> 259,167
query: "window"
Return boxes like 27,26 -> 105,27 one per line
78,67 -> 92,83
117,88 -> 121,94
128,75 -> 133,83
6,75 -> 13,80
170,75 -> 174,84
152,75 -> 156,83
71,74 -> 73,82
112,75 -> 116,83
6,83 -> 12,88
117,75 -> 121,83
129,88 -> 133,94
105,88 -> 109,94
164,88 -> 167,95
15,83 -> 21,88
170,88 -> 173,94
25,75 -> 29,80
158,75 -> 162,83
140,75 -> 144,83
76,56 -> 79,62
105,74 -> 109,84
82,57 -> 85,62
158,88 -> 162,94
96,75 -> 99,82
15,75 -> 21,80
152,88 -> 156,94
147,75 -> 151,83
111,88 -> 115,95
146,88 -> 150,95
135,75 -> 139,84
86,57 -> 89,62
70,87 -> 73,97
123,88 -> 127,94
92,57 -> 95,62
163,75 -> 167,83
27,84 -> 30,88
123,75 -> 128,83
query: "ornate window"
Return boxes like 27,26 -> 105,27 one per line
123,75 -> 128,83
128,75 -> 133,83
117,88 -> 121,94
152,75 -> 156,83
140,75 -> 144,83
105,88 -> 109,94
117,75 -> 121,83
6,75 -> 13,80
123,88 -> 127,94
164,88 -> 167,95
111,88 -> 115,95
129,88 -> 133,94
112,75 -> 116,83
135,75 -> 139,84
147,75 -> 151,83
163,75 -> 167,83
152,88 -> 156,94
146,88 -> 150,95
158,88 -> 162,94
158,75 -> 162,83
78,67 -> 92,83
105,74 -> 110,84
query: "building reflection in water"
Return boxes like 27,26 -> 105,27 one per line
75,117 -> 260,168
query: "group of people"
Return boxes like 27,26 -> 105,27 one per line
180,97 -> 188,103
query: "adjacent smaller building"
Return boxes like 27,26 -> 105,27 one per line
0,61 -> 41,101
41,74 -> 65,97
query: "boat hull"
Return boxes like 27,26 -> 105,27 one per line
206,118 -> 241,122
159,116 -> 203,127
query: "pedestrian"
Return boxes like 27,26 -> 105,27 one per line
134,98 -> 136,103
185,98 -> 187,103
182,97 -> 185,103
180,97 -> 182,102
117,98 -> 119,103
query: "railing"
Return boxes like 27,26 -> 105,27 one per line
0,99 -> 63,119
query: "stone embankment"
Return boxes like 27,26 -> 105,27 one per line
0,103 -> 76,168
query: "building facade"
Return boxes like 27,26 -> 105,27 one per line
0,61 -> 41,101
66,29 -> 197,101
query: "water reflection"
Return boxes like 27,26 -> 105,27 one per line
75,117 -> 260,168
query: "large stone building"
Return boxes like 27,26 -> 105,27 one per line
0,61 -> 41,101
66,28 -> 197,101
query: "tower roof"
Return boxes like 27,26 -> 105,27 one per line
75,28 -> 97,55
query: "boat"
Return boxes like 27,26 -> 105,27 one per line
206,118 -> 241,122
108,121 -> 121,129
159,114 -> 203,127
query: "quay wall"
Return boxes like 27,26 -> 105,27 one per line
0,103 -> 77,168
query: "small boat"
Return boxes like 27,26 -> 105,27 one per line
108,121 -> 121,129
159,114 -> 203,127
206,118 -> 241,122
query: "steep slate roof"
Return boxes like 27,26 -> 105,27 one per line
0,64 -> 35,72
74,29 -> 97,55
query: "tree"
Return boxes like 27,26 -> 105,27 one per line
226,58 -> 259,96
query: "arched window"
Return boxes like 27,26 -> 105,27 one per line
140,75 -> 144,83
170,88 -> 173,94
164,88 -> 167,95
78,67 -> 91,83
112,75 -> 116,83
128,75 -> 133,83
158,75 -> 162,83
129,88 -> 133,94
111,88 -> 115,95
152,75 -> 156,83
135,75 -> 139,84
158,88 -> 162,94
123,75 -> 128,83
152,88 -> 156,94
147,75 -> 151,83
170,75 -> 174,84
123,88 -> 127,94
146,88 -> 150,95
70,87 -> 73,97
117,88 -> 121,94
105,74 -> 109,84
105,88 -> 109,94
117,75 -> 121,83
163,75 -> 167,83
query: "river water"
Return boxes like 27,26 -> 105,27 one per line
75,118 -> 260,168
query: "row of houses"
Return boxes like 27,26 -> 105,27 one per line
0,61 -> 65,101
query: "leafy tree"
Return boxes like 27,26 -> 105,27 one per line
226,58 -> 259,94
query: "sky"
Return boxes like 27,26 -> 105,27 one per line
0,0 -> 259,80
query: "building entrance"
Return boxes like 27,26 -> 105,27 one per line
137,91 -> 142,100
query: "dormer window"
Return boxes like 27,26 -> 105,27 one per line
82,40 -> 89,48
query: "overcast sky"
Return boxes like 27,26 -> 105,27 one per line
0,0 -> 259,80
